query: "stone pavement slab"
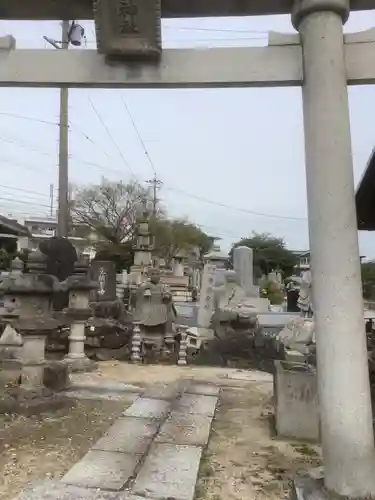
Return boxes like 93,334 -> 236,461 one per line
142,382 -> 184,400
123,398 -> 170,420
93,417 -> 159,454
132,443 -> 202,500
70,375 -> 143,393
13,482 -> 144,500
62,450 -> 141,490
156,411 -> 212,446
63,389 -> 140,403
186,384 -> 220,396
175,393 -> 217,417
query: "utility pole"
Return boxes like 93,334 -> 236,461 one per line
146,176 -> 163,216
49,183 -> 54,217
57,20 -> 70,238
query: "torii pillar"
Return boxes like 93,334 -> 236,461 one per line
293,0 -> 375,496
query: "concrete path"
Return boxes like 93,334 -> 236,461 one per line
13,380 -> 220,500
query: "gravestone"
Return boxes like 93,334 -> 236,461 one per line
94,0 -> 162,59
90,261 -> 117,302
233,246 -> 259,297
197,264 -> 216,329
39,237 -> 78,311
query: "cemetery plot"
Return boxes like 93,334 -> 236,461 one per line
0,399 -> 128,500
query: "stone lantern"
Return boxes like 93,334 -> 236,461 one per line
64,259 -> 98,372
0,251 -> 62,407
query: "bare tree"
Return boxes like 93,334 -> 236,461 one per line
71,179 -> 151,244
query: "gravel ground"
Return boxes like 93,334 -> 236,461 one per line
195,382 -> 322,500
0,399 -> 128,500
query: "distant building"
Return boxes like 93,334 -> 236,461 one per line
292,250 -> 310,275
15,216 -> 98,259
0,214 -> 31,252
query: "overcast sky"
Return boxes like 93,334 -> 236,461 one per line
1,11 -> 375,255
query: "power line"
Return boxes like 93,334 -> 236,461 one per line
0,196 -> 52,208
0,111 -> 119,163
0,184 -> 51,197
87,95 -> 135,177
0,134 -> 124,176
163,37 -> 267,43
165,185 -> 307,221
164,26 -> 269,34
0,111 -> 61,127
121,95 -> 157,176
68,118 -> 113,162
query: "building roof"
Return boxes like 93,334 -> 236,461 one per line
0,215 -> 30,237
356,146 -> 375,230
204,246 -> 229,261
1,0 -> 374,20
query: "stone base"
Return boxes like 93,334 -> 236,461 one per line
64,356 -> 98,373
44,361 -> 70,391
0,387 -> 74,416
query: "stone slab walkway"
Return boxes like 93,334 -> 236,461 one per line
13,381 -> 220,500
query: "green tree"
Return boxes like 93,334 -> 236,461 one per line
361,262 -> 375,300
150,218 -> 212,266
229,232 -> 297,278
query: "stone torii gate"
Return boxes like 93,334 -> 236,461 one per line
1,0 -> 375,497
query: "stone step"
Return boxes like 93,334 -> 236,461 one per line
13,481 -> 143,500
13,381 -> 220,500
132,443 -> 203,500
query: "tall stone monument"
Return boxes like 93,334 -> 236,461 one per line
94,0 -> 162,59
129,200 -> 154,285
233,246 -> 259,297
197,264 -> 216,330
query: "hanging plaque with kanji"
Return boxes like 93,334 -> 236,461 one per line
94,0 -> 161,59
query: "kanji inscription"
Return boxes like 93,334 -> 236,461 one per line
118,0 -> 139,34
94,0 -> 162,59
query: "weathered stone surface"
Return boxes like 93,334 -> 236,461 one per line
13,481 -> 144,500
94,0 -> 162,59
186,384 -> 220,396
123,398 -> 170,419
70,378 -> 142,393
43,361 -> 70,391
63,389 -> 139,403
290,475 -> 328,500
156,411 -> 212,446
274,360 -> 319,442
175,394 -> 217,417
93,417 -> 159,454
89,261 -> 117,302
62,450 -> 141,490
142,382 -> 184,400
132,443 -> 202,500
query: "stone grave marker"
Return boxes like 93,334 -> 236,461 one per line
233,246 -> 259,297
197,264 -> 216,329
90,261 -> 117,302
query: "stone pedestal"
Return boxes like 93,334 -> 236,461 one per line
20,333 -> 47,392
0,251 -> 74,415
274,360 -> 319,442
64,261 -> 98,372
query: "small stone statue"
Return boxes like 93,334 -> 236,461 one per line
133,269 -> 176,355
